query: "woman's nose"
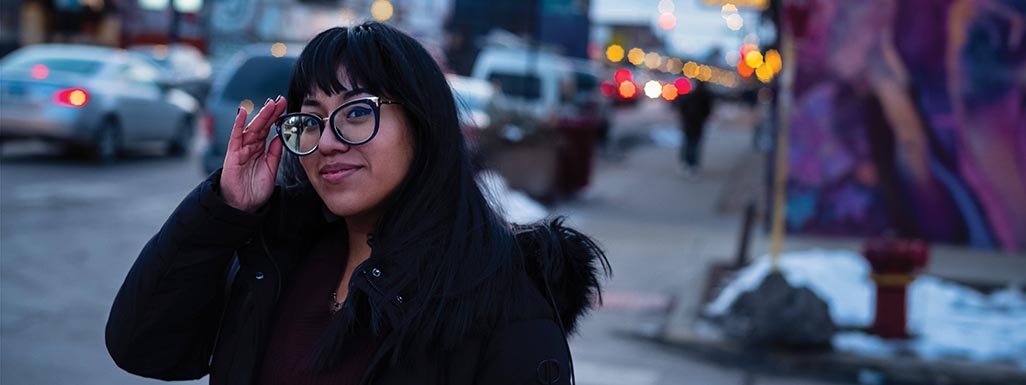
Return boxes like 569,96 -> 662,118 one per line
317,125 -> 352,154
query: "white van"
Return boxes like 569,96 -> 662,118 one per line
470,47 -> 574,120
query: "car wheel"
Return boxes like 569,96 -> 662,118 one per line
94,119 -> 121,164
168,118 -> 193,157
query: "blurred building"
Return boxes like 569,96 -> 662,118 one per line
445,0 -> 591,75
2,0 -> 208,55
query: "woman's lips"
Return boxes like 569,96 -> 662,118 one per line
319,165 -> 362,184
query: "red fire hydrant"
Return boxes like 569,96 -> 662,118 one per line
862,238 -> 930,339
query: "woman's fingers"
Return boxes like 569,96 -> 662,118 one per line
227,107 -> 248,154
243,97 -> 284,145
265,134 -> 284,176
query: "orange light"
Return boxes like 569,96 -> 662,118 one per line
661,84 -> 678,101
737,60 -> 755,77
54,88 -> 89,107
31,64 -> 48,79
756,64 -> 774,83
765,49 -> 782,73
606,45 -> 625,62
618,81 -> 637,98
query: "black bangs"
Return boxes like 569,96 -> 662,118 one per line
285,24 -> 392,114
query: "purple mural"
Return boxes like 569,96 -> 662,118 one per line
783,0 -> 1026,252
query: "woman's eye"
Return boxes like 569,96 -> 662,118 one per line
347,107 -> 373,119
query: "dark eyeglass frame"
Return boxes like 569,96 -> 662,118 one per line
274,96 -> 401,156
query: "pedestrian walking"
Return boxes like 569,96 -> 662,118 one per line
106,22 -> 609,385
676,80 -> 715,177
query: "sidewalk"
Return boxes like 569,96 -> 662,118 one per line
554,99 -> 1026,385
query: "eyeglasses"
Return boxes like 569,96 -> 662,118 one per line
273,96 -> 401,156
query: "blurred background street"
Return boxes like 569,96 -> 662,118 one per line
3,0 -> 1026,384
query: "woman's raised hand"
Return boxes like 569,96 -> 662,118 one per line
220,97 -> 286,213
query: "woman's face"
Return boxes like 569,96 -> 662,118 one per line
299,78 -> 414,220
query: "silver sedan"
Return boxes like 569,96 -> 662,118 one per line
0,44 -> 200,162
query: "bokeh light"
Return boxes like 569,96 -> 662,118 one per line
270,42 -> 287,58
240,99 -> 255,114
721,3 -> 738,18
666,58 -> 683,74
756,64 -> 774,83
600,81 -> 617,97
644,52 -> 663,69
606,45 -> 625,62
745,50 -> 764,68
726,14 -> 744,31
765,49 -> 783,73
658,13 -> 676,30
618,81 -> 637,98
152,44 -> 169,60
68,89 -> 87,106
627,48 -> 645,65
644,80 -> 662,99
683,61 -> 699,78
614,68 -> 633,84
371,0 -> 394,21
724,51 -> 740,66
661,83 -> 679,101
737,60 -> 754,77
697,65 -> 713,81
31,64 -> 48,79
658,0 -> 675,13
674,77 -> 692,94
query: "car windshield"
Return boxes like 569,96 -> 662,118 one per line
488,73 -> 541,100
221,56 -> 294,103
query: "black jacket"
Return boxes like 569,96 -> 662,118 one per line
105,170 -> 607,385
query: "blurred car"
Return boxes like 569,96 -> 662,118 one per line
0,44 -> 201,162
201,44 -> 298,174
565,58 -> 612,143
129,43 -> 212,103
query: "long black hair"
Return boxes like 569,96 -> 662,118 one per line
281,22 -> 523,366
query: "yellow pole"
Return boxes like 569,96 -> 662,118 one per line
768,26 -> 795,270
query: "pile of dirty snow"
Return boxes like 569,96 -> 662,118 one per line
705,249 -> 1026,367
477,171 -> 548,224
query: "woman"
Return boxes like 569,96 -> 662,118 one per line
105,22 -> 609,385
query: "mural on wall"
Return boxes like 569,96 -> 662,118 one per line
782,0 -> 1026,251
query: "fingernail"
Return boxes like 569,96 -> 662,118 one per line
275,95 -> 283,103
237,107 -> 242,115
265,98 -> 273,106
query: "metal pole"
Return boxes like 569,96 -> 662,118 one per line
768,10 -> 794,270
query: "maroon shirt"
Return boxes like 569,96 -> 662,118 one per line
257,223 -> 379,385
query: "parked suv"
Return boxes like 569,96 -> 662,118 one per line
201,44 -> 299,174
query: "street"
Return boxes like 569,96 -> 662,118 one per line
0,102 -> 838,385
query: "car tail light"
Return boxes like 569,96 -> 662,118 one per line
53,88 -> 89,107
202,113 -> 215,138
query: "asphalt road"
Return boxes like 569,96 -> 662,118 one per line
1,142 -> 208,385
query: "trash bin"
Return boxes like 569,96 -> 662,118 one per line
555,116 -> 598,196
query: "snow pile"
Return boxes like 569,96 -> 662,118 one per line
705,249 -> 1026,367
477,171 -> 548,224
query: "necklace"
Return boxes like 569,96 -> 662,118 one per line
330,291 -> 343,314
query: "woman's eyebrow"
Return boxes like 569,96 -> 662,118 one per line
302,99 -> 320,107
344,88 -> 368,99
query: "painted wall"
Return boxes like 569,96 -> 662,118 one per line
783,0 -> 1026,251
